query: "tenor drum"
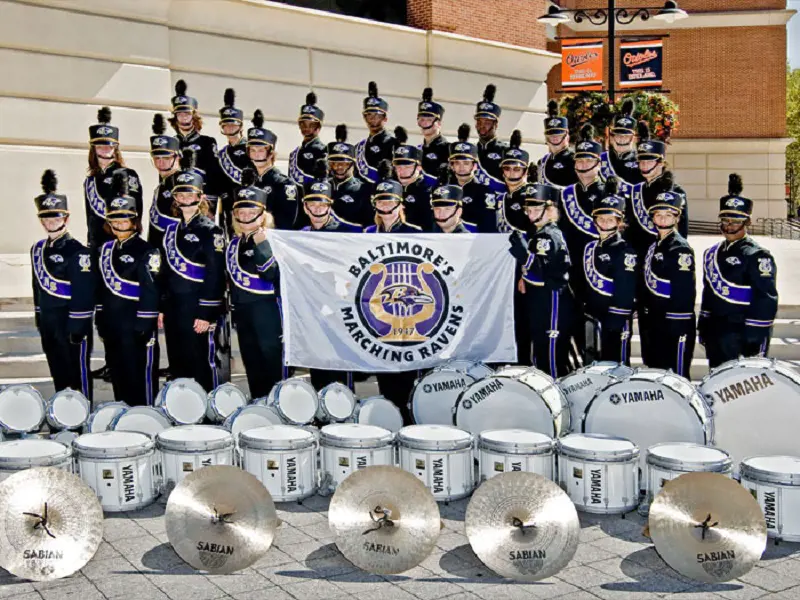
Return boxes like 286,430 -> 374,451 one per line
224,405 -> 283,442
0,384 -> 45,433
206,383 -> 248,423
558,362 -> 634,431
410,368 -> 475,426
239,425 -> 317,502
269,377 -> 319,425
437,359 -> 494,380
397,425 -> 474,502
156,425 -> 234,494
85,402 -> 128,433
700,357 -> 800,474
319,423 -> 395,494
317,383 -> 357,423
478,429 -> 555,482
46,388 -> 90,431
155,378 -> 208,425
740,455 -> 800,542
0,439 -> 73,482
51,430 -> 79,445
582,368 -> 713,468
111,406 -> 172,437
74,431 -> 159,512
355,396 -> 404,432
558,433 -> 639,514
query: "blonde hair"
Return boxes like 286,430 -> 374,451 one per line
172,197 -> 211,219
373,203 -> 406,229
232,209 -> 275,236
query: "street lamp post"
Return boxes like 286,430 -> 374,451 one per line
538,0 -> 688,102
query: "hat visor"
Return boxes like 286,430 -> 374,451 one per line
232,200 -> 266,210
718,210 -> 750,219
90,138 -> 119,146
611,126 -> 635,134
106,210 -> 138,219
474,112 -> 499,120
172,105 -> 195,113
298,115 -> 322,123
302,194 -> 333,204
574,152 -> 601,160
449,153 -> 478,162
327,154 -> 355,162
219,117 -> 243,125
648,203 -> 681,214
38,210 -> 69,218
246,140 -> 273,147
523,199 -> 549,207
362,107 -> 387,115
150,149 -> 179,157
372,193 -> 403,203
637,152 -> 664,160
500,158 -> 528,168
544,128 -> 569,135
431,200 -> 461,207
417,110 -> 442,118
171,184 -> 203,195
392,158 -> 419,166
592,208 -> 624,218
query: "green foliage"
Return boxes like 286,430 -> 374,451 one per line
788,65 -> 800,208
615,91 -> 680,142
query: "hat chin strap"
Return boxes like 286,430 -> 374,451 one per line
597,222 -> 619,233
376,204 -> 400,216
110,222 -> 136,233
306,205 -> 331,220
45,222 -> 67,234
434,207 -> 458,223
419,120 -> 438,132
576,164 -> 599,175
235,210 -> 264,225
640,160 -> 663,176
720,220 -> 747,235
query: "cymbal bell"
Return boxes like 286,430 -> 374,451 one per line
0,467 -> 103,581
465,472 -> 580,581
165,465 -> 278,574
328,465 -> 440,574
649,472 -> 767,583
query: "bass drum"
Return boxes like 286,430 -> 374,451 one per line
699,357 -> 800,474
437,359 -> 495,380
582,368 -> 713,469
410,368 -> 475,426
558,362 -> 634,432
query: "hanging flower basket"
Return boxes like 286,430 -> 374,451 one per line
615,91 -> 680,142
558,92 -> 613,140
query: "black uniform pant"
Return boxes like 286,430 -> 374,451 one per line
39,308 -> 93,401
376,371 -> 417,426
643,311 -> 696,379
310,369 -> 353,392
514,276 -> 532,366
584,315 -> 633,366
233,298 -> 283,400
105,329 -> 159,406
164,295 -> 228,393
526,286 -> 576,379
702,319 -> 771,370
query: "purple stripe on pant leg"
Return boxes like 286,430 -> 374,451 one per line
79,338 -> 89,397
145,334 -> 154,406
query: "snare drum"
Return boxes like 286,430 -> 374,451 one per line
156,426 -> 234,494
317,383 -> 356,423
155,378 -> 208,425
224,404 -> 283,442
478,429 -> 554,482
52,430 -> 79,445
111,406 -> 172,436
397,425 -> 474,501
0,439 -> 73,482
437,359 -> 494,380
319,423 -> 395,494
85,402 -> 129,433
740,455 -> 800,542
410,369 -> 475,426
239,425 -> 317,502
642,443 -> 732,510
558,362 -> 634,431
0,384 -> 45,433
355,396 -> 404,432
74,431 -> 159,511
557,433 -> 639,514
206,383 -> 248,423
270,377 -> 319,425
46,388 -> 90,431
582,368 -> 713,468
700,358 -> 800,474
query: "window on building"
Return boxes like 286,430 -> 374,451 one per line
273,0 -> 407,25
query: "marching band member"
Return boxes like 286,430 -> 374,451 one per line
582,178 -> 637,365
246,110 -> 301,230
699,174 -> 778,369
418,87 -> 449,176
225,169 -> 283,399
289,92 -> 327,186
147,113 -> 181,251
327,124 -> 374,228
97,171 -> 161,406
537,100 -> 578,188
508,182 -> 576,378
356,82 -> 395,183
393,126 -> 436,231
169,80 -> 224,218
429,184 -> 477,233
498,130 -> 532,235
474,84 -> 508,184
32,171 -> 94,400
640,190 -> 696,378
160,150 -> 227,392
600,99 -> 641,184
217,88 -> 250,237
448,124 -> 498,233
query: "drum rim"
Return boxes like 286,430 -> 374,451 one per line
239,425 -> 316,450
478,429 -> 554,455
740,456 -> 800,486
320,423 -> 394,448
46,390 -> 90,430
156,425 -> 233,452
207,383 -> 248,420
318,383 -> 356,421
354,397 -> 403,429
411,370 -> 475,425
110,406 -> 172,432
223,404 -> 282,431
85,401 -> 130,433
74,431 -> 155,458
271,379 -> 318,425
397,424 -> 473,451
646,442 -> 732,472
156,382 -> 208,424
0,385 -> 46,433
0,439 -> 72,467
557,434 -> 639,462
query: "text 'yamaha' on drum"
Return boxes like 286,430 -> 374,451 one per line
699,357 -> 800,474
155,378 -> 208,425
739,455 -> 800,543
354,396 -> 404,432
317,382 -> 356,424
319,423 -> 395,495
269,377 -> 319,426
557,362 -> 634,431
85,401 -> 129,433
410,368 -> 475,426
478,429 -> 555,482
557,433 -> 640,515
111,406 -> 172,437
0,384 -> 45,434
0,439 -> 73,482
156,425 -> 235,496
239,425 -> 318,502
46,388 -> 90,431
206,383 -> 248,423
454,368 -> 569,438
74,431 -> 159,512
397,424 -> 475,502
582,368 -> 713,468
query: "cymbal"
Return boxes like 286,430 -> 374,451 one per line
165,465 -> 278,574
465,472 -> 579,581
328,465 -> 440,574
649,472 -> 766,583
0,467 -> 103,581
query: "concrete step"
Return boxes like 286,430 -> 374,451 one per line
628,335 -> 800,362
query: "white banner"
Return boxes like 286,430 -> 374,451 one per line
268,231 -> 517,371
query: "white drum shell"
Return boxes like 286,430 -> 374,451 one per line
0,384 -> 45,433
0,439 -> 73,482
240,426 -> 317,502
397,425 -> 474,501
558,362 -> 634,431
206,383 -> 248,422
85,402 -> 129,433
740,456 -> 800,542
156,426 -> 235,494
316,383 -> 356,423
46,389 -> 90,430
156,378 -> 208,425
270,378 -> 319,425
410,369 -> 475,426
224,405 -> 284,442
319,424 -> 395,494
478,429 -> 554,482
644,443 -> 732,504
355,397 -> 404,432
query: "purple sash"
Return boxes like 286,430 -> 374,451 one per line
225,237 -> 275,295
84,176 -> 106,218
631,182 -> 658,237
218,146 -> 243,185
644,243 -> 671,298
563,185 -> 599,238
100,241 -> 140,300
149,186 -> 179,233
32,239 -> 71,299
583,241 -> 613,296
355,139 -> 378,183
163,223 -> 206,282
703,242 -> 752,305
